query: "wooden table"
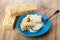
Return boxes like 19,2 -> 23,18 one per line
0,0 -> 60,40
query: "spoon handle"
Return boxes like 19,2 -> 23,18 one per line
44,10 -> 60,24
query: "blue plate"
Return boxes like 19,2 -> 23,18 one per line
16,12 -> 51,36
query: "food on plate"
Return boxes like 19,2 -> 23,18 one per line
2,3 -> 37,30
29,23 -> 43,32
6,3 -> 37,17
21,14 -> 43,32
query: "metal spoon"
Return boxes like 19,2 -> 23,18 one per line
43,10 -> 60,24
31,10 -> 60,31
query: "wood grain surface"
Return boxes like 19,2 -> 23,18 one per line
0,0 -> 60,40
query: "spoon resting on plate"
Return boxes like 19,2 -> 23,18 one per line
30,10 -> 60,31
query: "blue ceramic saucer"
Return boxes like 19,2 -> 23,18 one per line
16,12 -> 51,36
